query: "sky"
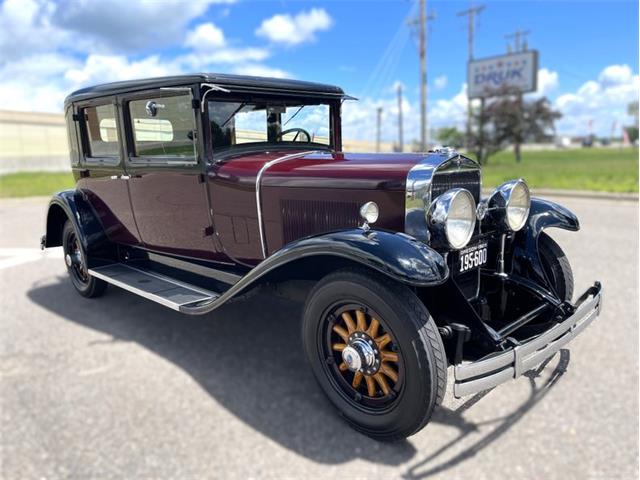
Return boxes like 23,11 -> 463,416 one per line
0,0 -> 638,143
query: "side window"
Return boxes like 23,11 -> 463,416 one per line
83,104 -> 120,159
129,94 -> 196,162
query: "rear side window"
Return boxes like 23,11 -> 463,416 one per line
84,104 -> 119,158
129,94 -> 196,161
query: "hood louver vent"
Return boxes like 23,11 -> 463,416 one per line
281,199 -> 360,244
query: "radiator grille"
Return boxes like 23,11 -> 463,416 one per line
281,199 -> 361,244
431,170 -> 481,205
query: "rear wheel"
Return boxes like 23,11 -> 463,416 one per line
62,220 -> 107,298
302,268 -> 447,441
538,232 -> 574,301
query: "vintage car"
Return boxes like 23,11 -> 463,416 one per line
42,74 -> 602,441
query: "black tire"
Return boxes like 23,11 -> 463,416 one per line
302,268 -> 447,441
62,220 -> 107,298
538,232 -> 574,301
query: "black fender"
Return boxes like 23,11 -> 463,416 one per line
43,190 -> 110,254
181,228 -> 448,315
512,197 -> 579,290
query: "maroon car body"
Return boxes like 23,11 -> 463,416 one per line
42,74 -> 602,440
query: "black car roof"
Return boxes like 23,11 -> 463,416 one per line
65,73 -> 346,105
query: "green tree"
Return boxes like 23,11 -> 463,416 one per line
436,127 -> 465,148
470,90 -> 561,164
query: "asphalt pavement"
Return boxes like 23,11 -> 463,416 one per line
1,196 -> 638,479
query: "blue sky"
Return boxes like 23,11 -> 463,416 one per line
0,0 -> 638,142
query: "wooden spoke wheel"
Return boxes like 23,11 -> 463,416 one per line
326,305 -> 403,406
303,268 -> 447,440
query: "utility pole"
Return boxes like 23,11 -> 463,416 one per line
457,4 -> 485,151
376,107 -> 383,153
408,1 -> 436,151
397,83 -> 404,152
505,29 -> 530,53
505,29 -> 531,163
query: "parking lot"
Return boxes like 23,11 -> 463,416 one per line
1,196 -> 638,479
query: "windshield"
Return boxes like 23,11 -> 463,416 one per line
208,99 -> 332,151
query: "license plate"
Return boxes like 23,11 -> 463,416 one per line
457,242 -> 488,273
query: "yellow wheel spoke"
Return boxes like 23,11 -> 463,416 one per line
341,312 -> 356,333
332,343 -> 347,352
355,309 -> 367,331
352,371 -> 363,388
367,318 -> 380,338
373,373 -> 390,395
339,362 -> 349,371
375,333 -> 391,349
332,325 -> 349,343
380,363 -> 398,383
365,376 -> 376,397
381,351 -> 399,363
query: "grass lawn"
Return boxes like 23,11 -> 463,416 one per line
480,147 -> 638,192
0,147 -> 637,197
0,171 -> 75,198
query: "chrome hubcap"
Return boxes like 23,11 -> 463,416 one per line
342,337 -> 376,373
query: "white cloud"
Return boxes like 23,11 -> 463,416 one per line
51,0 -> 230,52
64,55 -> 177,86
231,64 -> 290,79
180,47 -> 270,68
434,75 -> 447,90
534,68 -> 559,97
0,1 -> 296,112
429,84 -> 469,130
184,23 -> 226,50
0,0 -> 66,61
555,64 -> 638,136
255,8 -> 332,46
598,64 -> 633,87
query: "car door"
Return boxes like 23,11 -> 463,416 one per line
123,88 -> 217,260
75,99 -> 141,246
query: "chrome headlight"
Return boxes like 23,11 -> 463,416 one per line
488,179 -> 531,232
428,188 -> 476,250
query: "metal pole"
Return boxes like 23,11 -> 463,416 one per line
397,83 -> 404,152
419,0 -> 427,151
376,107 -> 383,153
457,5 -> 485,151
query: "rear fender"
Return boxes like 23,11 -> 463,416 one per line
512,197 -> 579,289
43,190 -> 110,253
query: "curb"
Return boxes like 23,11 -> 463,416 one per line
482,188 -> 638,202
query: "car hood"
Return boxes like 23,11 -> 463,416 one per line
259,150 -> 432,191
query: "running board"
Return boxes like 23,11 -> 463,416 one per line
88,263 -> 219,311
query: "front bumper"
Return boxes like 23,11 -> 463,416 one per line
453,281 -> 603,398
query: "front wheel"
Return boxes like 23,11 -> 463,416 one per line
302,268 -> 447,441
62,220 -> 107,298
538,232 -> 574,301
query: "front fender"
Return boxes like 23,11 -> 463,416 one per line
272,229 -> 449,286
512,197 -> 579,288
44,190 -> 109,253
180,229 -> 448,315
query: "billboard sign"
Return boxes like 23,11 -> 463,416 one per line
467,50 -> 538,99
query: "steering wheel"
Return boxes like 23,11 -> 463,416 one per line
277,128 -> 312,143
